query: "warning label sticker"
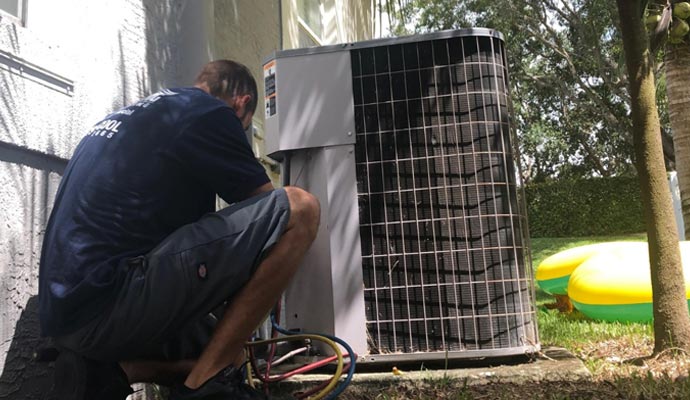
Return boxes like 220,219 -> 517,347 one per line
264,61 -> 276,118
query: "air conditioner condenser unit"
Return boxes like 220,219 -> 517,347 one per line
264,28 -> 539,363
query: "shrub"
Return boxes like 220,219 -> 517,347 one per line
524,176 -> 645,237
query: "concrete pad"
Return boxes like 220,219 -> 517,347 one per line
270,346 -> 591,395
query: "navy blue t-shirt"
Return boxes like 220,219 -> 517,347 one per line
39,87 -> 270,336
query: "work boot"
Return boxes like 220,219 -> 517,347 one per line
51,349 -> 133,400
169,366 -> 268,400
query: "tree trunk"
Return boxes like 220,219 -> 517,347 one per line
666,44 -> 690,237
616,1 -> 690,352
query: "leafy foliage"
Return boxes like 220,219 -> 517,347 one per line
525,176 -> 646,237
382,0 -> 674,182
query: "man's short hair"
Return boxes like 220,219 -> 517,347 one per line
195,60 -> 258,114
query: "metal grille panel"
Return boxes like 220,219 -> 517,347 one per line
352,35 -> 537,354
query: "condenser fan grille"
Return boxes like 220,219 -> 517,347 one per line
352,36 -> 536,354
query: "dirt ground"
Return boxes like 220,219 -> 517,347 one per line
338,338 -> 690,399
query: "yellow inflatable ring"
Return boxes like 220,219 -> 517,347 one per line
536,242 -> 646,295
568,242 -> 690,322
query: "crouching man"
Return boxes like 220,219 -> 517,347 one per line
39,60 -> 319,400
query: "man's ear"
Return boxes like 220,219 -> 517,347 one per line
225,94 -> 251,111
238,94 -> 252,107
230,94 -> 252,114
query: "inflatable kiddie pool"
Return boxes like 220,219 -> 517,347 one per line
567,242 -> 690,322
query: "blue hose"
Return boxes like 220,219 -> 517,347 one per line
270,313 -> 356,399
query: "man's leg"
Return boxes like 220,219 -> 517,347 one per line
177,186 -> 320,389
56,186 -> 316,392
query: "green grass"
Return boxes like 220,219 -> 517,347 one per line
537,307 -> 652,349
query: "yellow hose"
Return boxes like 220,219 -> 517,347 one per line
245,347 -> 255,388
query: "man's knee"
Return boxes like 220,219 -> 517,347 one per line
284,187 -> 320,239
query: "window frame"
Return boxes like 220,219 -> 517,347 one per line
296,0 -> 324,46
0,0 -> 27,26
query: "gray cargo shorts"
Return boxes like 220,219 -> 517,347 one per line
55,188 -> 290,362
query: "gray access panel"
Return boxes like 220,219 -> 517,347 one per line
282,144 -> 368,357
263,50 -> 356,159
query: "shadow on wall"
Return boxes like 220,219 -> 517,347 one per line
143,0 -> 183,92
0,296 -> 52,400
108,0 -> 181,114
109,0 -> 198,114
114,30 -> 149,109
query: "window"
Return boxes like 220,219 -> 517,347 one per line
297,0 -> 323,46
0,0 -> 26,24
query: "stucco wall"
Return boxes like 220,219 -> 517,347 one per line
0,1 -> 211,397
0,160 -> 61,399
1,0 -> 213,159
